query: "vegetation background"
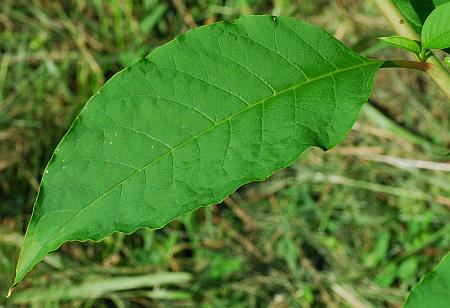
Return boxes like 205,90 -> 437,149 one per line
1,0 -> 449,306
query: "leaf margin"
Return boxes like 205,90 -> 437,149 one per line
12,15 -> 384,288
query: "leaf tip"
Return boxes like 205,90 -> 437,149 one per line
6,288 -> 13,299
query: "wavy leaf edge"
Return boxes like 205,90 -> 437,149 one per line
13,15 -> 383,287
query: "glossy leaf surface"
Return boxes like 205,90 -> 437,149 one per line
422,2 -> 450,49
404,252 -> 450,308
14,16 -> 381,286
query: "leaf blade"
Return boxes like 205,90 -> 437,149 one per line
379,36 -> 421,55
404,252 -> 450,308
14,16 -> 382,286
422,2 -> 450,49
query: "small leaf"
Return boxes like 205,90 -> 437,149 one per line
13,16 -> 382,286
404,252 -> 450,308
422,2 -> 450,49
379,36 -> 421,55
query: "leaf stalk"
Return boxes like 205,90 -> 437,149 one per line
380,60 -> 430,71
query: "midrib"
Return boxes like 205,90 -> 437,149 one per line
40,60 -> 378,241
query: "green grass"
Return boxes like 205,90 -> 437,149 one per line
1,0 -> 449,306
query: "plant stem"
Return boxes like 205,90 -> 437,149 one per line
426,63 -> 450,99
380,60 -> 430,71
374,0 -> 450,100
373,0 -> 419,39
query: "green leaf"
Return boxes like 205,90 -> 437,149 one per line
422,2 -> 450,49
379,36 -> 421,55
13,16 -> 381,286
392,0 -> 450,33
404,252 -> 450,308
